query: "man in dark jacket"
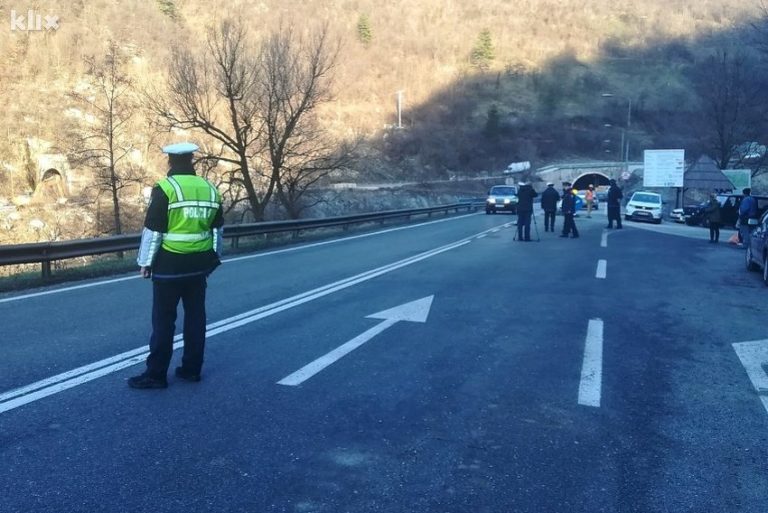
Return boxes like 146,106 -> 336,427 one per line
515,181 -> 538,241
738,187 -> 758,247
560,181 -> 580,238
540,183 -> 560,232
606,179 -> 623,229
705,192 -> 722,243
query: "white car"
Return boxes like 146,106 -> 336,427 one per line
625,191 -> 663,224
670,207 -> 685,223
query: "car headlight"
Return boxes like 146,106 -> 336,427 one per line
504,198 -> 510,204
487,198 -> 496,204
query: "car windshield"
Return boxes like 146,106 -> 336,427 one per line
632,193 -> 661,204
490,187 -> 516,196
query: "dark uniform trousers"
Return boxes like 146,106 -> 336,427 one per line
146,275 -> 208,378
517,211 -> 532,240
562,213 -> 579,237
543,210 -> 556,231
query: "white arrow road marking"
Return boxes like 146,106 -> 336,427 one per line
733,339 -> 768,415
277,296 -> 434,386
578,319 -> 604,407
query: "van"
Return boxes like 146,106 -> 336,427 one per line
625,191 -> 663,224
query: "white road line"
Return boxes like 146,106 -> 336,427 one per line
0,213 -> 480,304
732,340 -> 768,415
578,319 -> 604,407
477,234 -> 487,239
278,319 -> 397,386
596,259 -> 607,279
0,223 -> 509,414
601,231 -> 608,247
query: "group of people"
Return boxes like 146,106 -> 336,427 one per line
703,187 -> 759,245
514,179 -> 625,240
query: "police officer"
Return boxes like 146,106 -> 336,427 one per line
540,182 -> 560,232
128,142 -> 224,389
560,181 -> 580,238
515,180 -> 538,241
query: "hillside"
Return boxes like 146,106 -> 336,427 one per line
0,0 -> 765,246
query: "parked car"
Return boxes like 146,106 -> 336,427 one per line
670,207 -> 686,223
715,194 -> 768,228
625,191 -> 663,224
681,194 -> 768,228
745,210 -> 768,285
681,202 -> 710,227
485,185 -> 518,214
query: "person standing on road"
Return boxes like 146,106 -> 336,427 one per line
541,182 -> 560,232
585,184 -> 595,218
705,192 -> 722,243
515,181 -> 538,242
128,142 -> 224,389
606,179 -> 623,229
738,187 -> 758,248
560,181 -> 580,238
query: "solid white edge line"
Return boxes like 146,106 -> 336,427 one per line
596,260 -> 607,279
0,233 -> 484,413
578,319 -> 604,408
0,213 -> 481,304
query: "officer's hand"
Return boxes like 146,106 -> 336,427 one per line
141,267 -> 152,279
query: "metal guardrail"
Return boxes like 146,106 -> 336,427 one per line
0,203 -> 478,280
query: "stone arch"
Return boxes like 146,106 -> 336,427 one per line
573,172 -> 612,190
34,168 -> 67,200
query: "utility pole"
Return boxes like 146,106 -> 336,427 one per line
396,90 -> 404,129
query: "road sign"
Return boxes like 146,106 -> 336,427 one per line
643,149 -> 685,187
723,169 -> 751,190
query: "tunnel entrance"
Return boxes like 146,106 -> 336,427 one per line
573,172 -> 611,191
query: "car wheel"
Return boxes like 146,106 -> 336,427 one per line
654,218 -> 662,224
764,254 -> 768,285
746,245 -> 759,271
485,209 -> 491,215
624,215 -> 631,221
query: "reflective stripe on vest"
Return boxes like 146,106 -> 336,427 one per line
157,175 -> 221,254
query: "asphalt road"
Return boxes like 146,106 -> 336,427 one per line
1,210 -> 767,513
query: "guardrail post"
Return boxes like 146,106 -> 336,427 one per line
231,237 -> 239,249
41,259 -> 52,281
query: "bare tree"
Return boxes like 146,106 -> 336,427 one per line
148,19 -> 349,221
147,18 -> 270,220
693,47 -> 766,175
259,24 -> 350,219
67,41 -> 143,235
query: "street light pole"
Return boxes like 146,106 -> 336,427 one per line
602,93 -> 632,177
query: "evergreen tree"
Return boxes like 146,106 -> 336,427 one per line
471,29 -> 495,71
156,0 -> 179,20
357,14 -> 373,47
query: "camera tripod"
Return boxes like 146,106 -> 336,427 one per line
512,211 -> 541,242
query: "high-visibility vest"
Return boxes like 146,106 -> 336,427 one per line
157,175 -> 221,254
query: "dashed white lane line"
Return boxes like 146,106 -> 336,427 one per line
578,319 -> 604,407
601,231 -> 608,248
596,259 -> 607,279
